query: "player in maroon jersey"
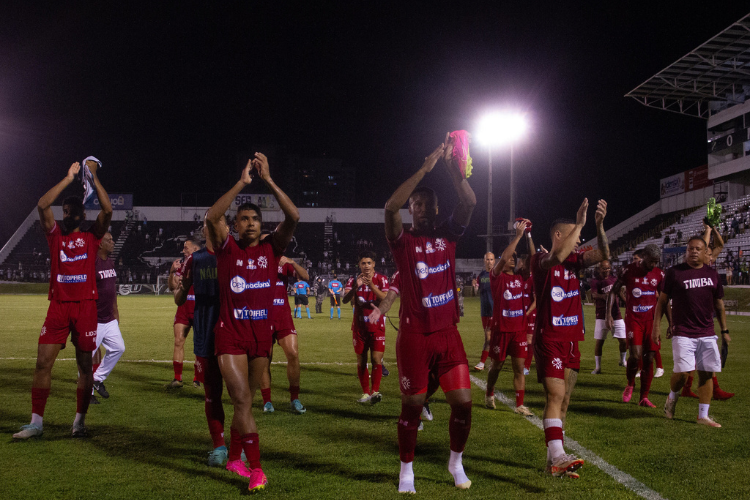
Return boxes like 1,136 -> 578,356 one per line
205,153 -> 299,493
653,236 -> 729,427
13,160 -> 112,439
590,260 -> 626,373
530,198 -> 609,477
518,232 -> 537,376
384,137 -> 476,493
259,255 -> 309,413
343,250 -> 389,404
485,219 -> 533,416
606,244 -> 665,408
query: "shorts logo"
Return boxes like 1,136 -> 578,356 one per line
552,314 -> 579,326
85,331 -> 97,337
40,326 -> 46,336
493,346 -> 500,353
57,274 -> 87,283
233,308 -> 268,320
551,286 -> 578,302
230,277 -> 271,293
628,330 -> 634,339
552,357 -> 563,370
421,289 -> 454,308
60,250 -> 88,263
400,376 -> 411,390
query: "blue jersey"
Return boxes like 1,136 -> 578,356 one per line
328,280 -> 343,295
477,270 -> 494,317
295,281 -> 310,296
187,248 -> 220,358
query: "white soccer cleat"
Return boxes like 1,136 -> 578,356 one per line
421,402 -> 433,421
13,423 -> 43,439
484,394 -> 495,410
697,416 -> 721,428
473,362 -> 485,371
514,405 -> 533,416
655,368 -> 665,378
357,393 -> 371,404
635,370 -> 641,378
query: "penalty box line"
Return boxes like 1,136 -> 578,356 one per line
469,375 -> 667,500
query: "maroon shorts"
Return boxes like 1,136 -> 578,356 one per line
481,316 -> 492,330
353,327 -> 385,355
195,355 -> 222,386
41,300 -> 98,352
488,329 -> 528,361
275,327 -> 297,342
396,325 -> 469,395
535,339 -> 578,382
214,329 -> 273,358
626,317 -> 659,352
174,303 -> 194,327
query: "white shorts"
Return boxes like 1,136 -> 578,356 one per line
594,319 -> 626,340
672,336 -> 721,374
95,319 -> 123,350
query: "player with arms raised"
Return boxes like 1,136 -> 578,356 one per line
531,198 -> 609,477
14,160 -> 112,439
384,136 -> 476,493
205,153 -> 299,493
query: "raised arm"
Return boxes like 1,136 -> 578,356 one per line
38,163 -> 80,232
252,153 -> 300,253
206,160 -> 253,249
88,160 -> 113,239
582,199 -> 609,268
441,133 -> 477,227
493,220 -> 527,276
342,277 -> 361,304
527,231 -> 536,256
711,226 -> 725,257
281,256 -> 309,281
540,198 -> 588,270
384,143 -> 445,241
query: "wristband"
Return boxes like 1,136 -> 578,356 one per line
721,329 -> 729,334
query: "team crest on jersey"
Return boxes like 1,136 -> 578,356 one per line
435,238 -> 446,251
40,326 -> 46,336
552,358 -> 563,370
425,242 -> 435,254
258,256 -> 268,268
650,278 -> 657,286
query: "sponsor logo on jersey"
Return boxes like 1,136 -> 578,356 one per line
425,242 -> 435,254
551,286 -> 579,302
682,277 -> 715,289
632,305 -> 653,313
502,309 -> 524,318
421,289 -> 454,308
503,289 -> 523,301
97,268 -> 117,279
552,314 -> 579,326
415,260 -> 451,279
187,294 -> 195,301
233,307 -> 268,320
273,298 -> 286,306
632,288 -> 655,298
276,281 -> 285,286
230,277 -> 271,293
57,274 -> 87,283
60,250 -> 88,263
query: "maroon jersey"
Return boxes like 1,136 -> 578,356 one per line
273,262 -> 296,330
531,251 -> 585,342
95,256 -> 117,323
214,236 -> 282,344
591,275 -> 621,321
662,263 -> 723,338
389,271 -> 401,295
490,272 -> 525,332
621,262 -> 664,325
46,222 -> 101,302
523,274 -> 536,329
388,221 -> 462,335
346,273 -> 389,333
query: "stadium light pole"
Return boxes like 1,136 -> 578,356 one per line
477,112 -> 527,253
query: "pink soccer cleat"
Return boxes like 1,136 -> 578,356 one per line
226,459 -> 252,478
248,468 -> 268,493
622,385 -> 634,403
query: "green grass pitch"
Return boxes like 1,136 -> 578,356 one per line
0,294 -> 746,499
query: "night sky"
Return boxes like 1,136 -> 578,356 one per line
2,3 -> 749,257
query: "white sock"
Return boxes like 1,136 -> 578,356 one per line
31,413 -> 43,427
595,356 -> 601,370
448,450 -> 471,487
698,403 -> 710,420
620,352 -> 627,364
399,461 -> 415,493
543,418 -> 565,459
73,413 -> 85,426
669,391 -> 680,401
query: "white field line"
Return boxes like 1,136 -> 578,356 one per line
0,357 -> 354,365
470,375 -> 667,500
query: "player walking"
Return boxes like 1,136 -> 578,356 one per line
328,273 -> 343,319
654,237 -> 729,427
168,236 -> 202,388
385,137 -> 476,493
590,260 -> 626,373
14,160 -> 112,439
343,251 -> 389,404
530,198 -> 609,477
294,276 -> 312,319
205,153 -> 299,493
485,220 -> 533,416
473,252 -> 494,371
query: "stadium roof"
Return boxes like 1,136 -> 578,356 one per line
626,12 -> 750,119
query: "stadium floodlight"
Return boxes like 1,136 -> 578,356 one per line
478,111 -> 528,253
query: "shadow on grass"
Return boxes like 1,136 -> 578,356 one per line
569,402 -> 661,420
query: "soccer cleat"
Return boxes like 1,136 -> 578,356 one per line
421,402 -> 433,421
369,392 -> 382,405
697,416 -> 721,428
681,388 -> 699,398
654,368 -> 664,378
13,423 -> 43,439
357,393 -> 371,404
563,471 -> 580,479
247,468 -> 268,493
90,394 -> 101,405
514,405 -> 533,416
618,360 -> 626,367
635,370 -> 641,378
664,397 -> 677,419
263,402 -> 275,413
290,399 -> 307,414
226,459 -> 253,478
622,385 -> 634,403
591,368 -> 601,375
417,421 -> 424,431
93,381 -> 109,398
523,368 -> 530,376
484,394 -> 495,410
547,454 -> 584,477
398,476 -> 416,494
193,380 -> 201,388
167,379 -> 183,388
713,387 -> 735,401
638,398 -> 656,408
382,365 -> 390,377
473,362 -> 485,372
207,446 -> 228,467
71,422 -> 89,438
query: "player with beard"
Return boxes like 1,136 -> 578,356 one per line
654,236 -> 728,427
14,160 -> 112,439
384,137 -> 476,493
168,236 -> 202,388
205,153 -> 299,493
607,244 -> 665,407
343,250 -> 389,403
590,260 -> 626,373
485,220 -> 533,416
473,252 -> 495,371
530,198 -> 609,477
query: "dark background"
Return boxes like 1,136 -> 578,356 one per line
2,3 -> 748,256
